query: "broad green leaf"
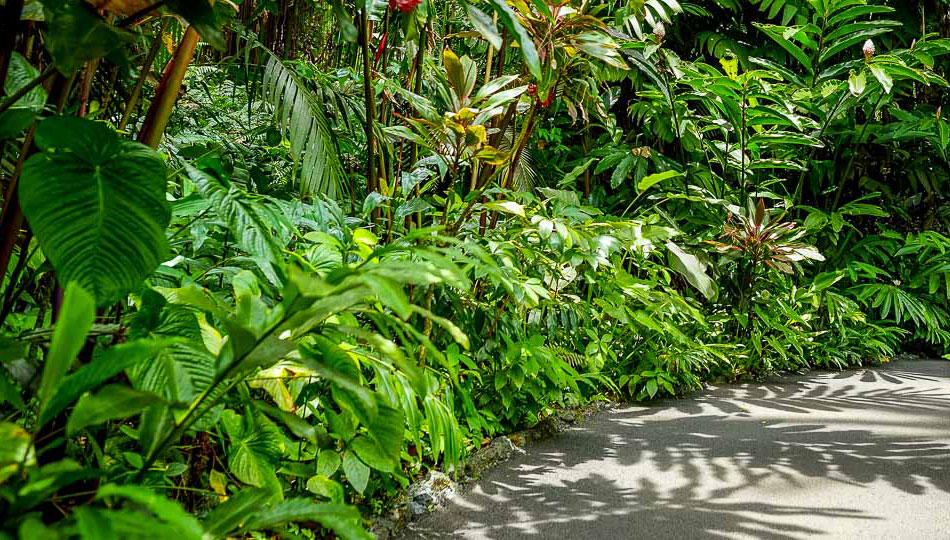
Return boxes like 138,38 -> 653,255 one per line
67,385 -> 166,435
253,400 -> 317,445
20,117 -> 171,306
306,475 -> 345,504
301,338 -> 377,426
350,435 -> 394,473
666,242 -> 718,301
559,158 -> 596,187
127,342 -> 214,406
754,24 -> 812,73
220,410 -> 282,495
610,154 -> 637,189
342,451 -> 370,494
394,198 -> 433,220
164,0 -> 225,50
37,283 -> 95,420
74,507 -> 116,540
318,449 -> 342,477
638,170 -> 683,192
0,371 -> 24,412
186,164 -> 284,270
869,64 -> 893,94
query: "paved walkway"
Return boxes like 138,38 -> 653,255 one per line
402,360 -> 950,539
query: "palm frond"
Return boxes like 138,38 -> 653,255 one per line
258,48 -> 347,199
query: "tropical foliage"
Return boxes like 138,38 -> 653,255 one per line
0,0 -> 948,537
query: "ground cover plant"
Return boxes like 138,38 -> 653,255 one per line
0,0 -> 948,537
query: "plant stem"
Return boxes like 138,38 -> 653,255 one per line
361,9 -> 378,207
119,18 -> 171,132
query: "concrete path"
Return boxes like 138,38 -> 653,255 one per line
402,360 -> 950,539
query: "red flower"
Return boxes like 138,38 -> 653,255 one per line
389,0 -> 422,13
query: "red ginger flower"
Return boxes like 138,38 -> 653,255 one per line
390,0 -> 422,13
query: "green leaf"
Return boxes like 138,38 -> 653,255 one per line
259,49 -> 347,198
318,449 -> 342,477
221,410 -> 282,494
20,117 -> 171,306
342,451 -> 370,494
464,2 -> 502,49
362,274 -> 412,320
40,338 -> 175,427
127,341 -> 215,405
243,499 -> 371,540
0,53 -> 47,140
186,164 -> 284,270
300,338 -> 377,426
67,385 -> 166,435
486,0 -> 542,80
0,370 -> 24,412
0,422 -> 35,484
43,2 -> 132,74
306,475 -> 345,504
666,242 -> 718,301
329,0 -> 359,43
165,0 -> 225,50
97,484 -> 202,540
350,435 -> 394,473
638,170 -> 683,192
754,24 -> 812,73
253,400 -> 317,445
869,64 -> 893,94
75,507 -> 116,540
646,378 -> 658,398
559,158 -> 596,188
483,200 -> 526,218
608,154 -> 636,189
37,283 -> 95,420
201,488 -> 271,538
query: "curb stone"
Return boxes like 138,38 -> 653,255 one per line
370,399 -> 615,539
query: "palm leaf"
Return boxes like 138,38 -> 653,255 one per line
257,47 -> 347,199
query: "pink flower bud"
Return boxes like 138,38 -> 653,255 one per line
863,39 -> 875,61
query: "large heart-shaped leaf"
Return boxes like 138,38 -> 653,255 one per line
19,116 -> 170,306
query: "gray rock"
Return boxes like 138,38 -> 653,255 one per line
407,471 -> 456,516
465,435 -> 521,478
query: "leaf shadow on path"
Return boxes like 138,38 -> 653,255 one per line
402,360 -> 950,539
